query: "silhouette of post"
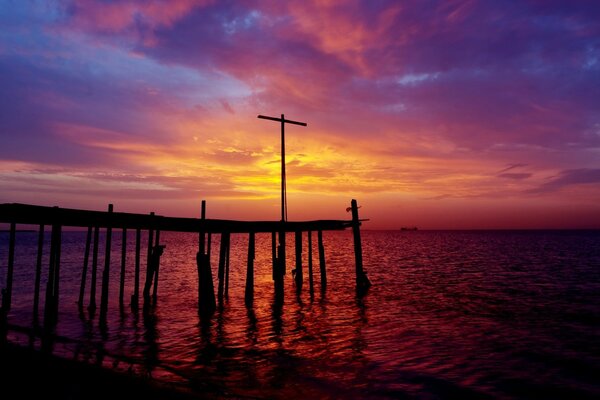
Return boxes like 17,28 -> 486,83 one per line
1,222 -> 16,316
257,114 -> 307,222
308,230 -> 314,298
99,204 -> 113,322
88,226 -> 100,313
351,199 -> 371,293
78,226 -> 92,308
44,220 -> 62,326
33,224 -> 45,319
119,228 -> 127,306
218,232 -> 230,304
318,230 -> 327,291
225,234 -> 230,298
258,114 -> 306,303
143,212 -> 155,304
294,231 -> 303,291
132,228 -> 141,307
152,229 -> 161,302
197,200 -> 216,316
245,232 -> 255,306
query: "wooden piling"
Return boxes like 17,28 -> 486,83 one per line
245,232 -> 255,305
271,232 -> 276,281
318,230 -> 327,290
197,200 -> 216,316
132,228 -> 141,306
78,227 -> 92,307
33,224 -> 44,318
1,222 -> 16,314
143,212 -> 155,303
119,228 -> 127,306
218,232 -> 230,303
275,230 -> 285,303
44,223 -> 61,326
294,231 -> 303,291
53,224 -> 62,317
308,231 -> 314,298
88,226 -> 100,311
152,230 -> 161,301
351,199 -> 370,292
225,234 -> 230,297
99,204 -> 113,321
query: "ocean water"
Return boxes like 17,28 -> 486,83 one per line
1,229 -> 599,399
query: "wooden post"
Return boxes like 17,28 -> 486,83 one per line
44,222 -> 61,326
275,230 -> 285,304
294,231 -> 303,291
88,226 -> 100,312
33,224 -> 44,318
99,204 -> 113,321
53,224 -> 62,317
132,228 -> 141,306
119,228 -> 127,306
271,232 -> 276,281
318,230 -> 327,290
218,232 -> 229,303
78,227 -> 92,307
152,230 -> 161,301
245,232 -> 255,305
225,234 -> 230,297
197,200 -> 216,316
1,222 -> 16,314
143,212 -> 155,303
308,231 -> 314,298
351,199 -> 371,292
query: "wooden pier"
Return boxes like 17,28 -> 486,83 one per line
0,200 -> 370,336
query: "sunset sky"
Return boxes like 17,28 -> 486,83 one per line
1,0 -> 599,229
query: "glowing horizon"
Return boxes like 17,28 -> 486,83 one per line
1,1 -> 599,229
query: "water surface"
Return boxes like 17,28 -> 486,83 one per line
1,230 -> 599,399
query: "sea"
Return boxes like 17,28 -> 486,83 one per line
1,229 -> 599,399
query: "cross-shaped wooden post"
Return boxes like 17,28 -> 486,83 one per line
257,114 -> 307,222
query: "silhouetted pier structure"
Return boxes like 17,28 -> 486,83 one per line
0,200 -> 370,336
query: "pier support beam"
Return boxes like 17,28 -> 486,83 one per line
88,226 -> 100,313
197,200 -> 216,316
152,230 -> 161,302
1,222 -> 16,317
294,231 -> 303,292
99,204 -> 113,322
351,199 -> 371,293
274,230 -> 285,304
318,230 -> 327,291
225,233 -> 230,298
308,231 -> 314,298
132,228 -> 141,307
245,232 -> 255,306
33,224 -> 45,319
119,228 -> 127,307
143,212 -> 155,304
218,232 -> 230,304
44,222 -> 62,327
78,227 -> 92,308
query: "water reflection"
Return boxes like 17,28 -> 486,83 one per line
142,306 -> 159,377
2,230 -> 599,398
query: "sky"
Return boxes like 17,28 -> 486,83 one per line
1,0 -> 599,229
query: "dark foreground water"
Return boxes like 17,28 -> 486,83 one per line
1,229 -> 599,399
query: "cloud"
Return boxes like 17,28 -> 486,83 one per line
498,173 -> 532,180
528,168 -> 600,194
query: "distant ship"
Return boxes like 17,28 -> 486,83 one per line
400,226 -> 418,231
